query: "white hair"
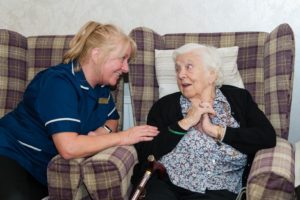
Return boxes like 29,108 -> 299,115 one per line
172,43 -> 224,87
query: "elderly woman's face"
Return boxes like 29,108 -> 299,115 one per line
175,51 -> 215,99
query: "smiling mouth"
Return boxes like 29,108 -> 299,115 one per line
115,72 -> 122,78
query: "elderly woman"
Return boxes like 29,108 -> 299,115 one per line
131,43 -> 276,200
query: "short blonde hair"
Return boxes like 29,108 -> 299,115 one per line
173,43 -> 224,87
63,21 -> 136,65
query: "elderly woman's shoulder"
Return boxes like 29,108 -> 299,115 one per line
154,92 -> 181,105
149,92 -> 181,113
160,91 -> 181,100
220,85 -> 245,92
220,85 -> 251,98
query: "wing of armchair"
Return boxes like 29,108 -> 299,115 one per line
128,23 -> 295,200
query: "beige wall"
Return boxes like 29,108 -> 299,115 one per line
1,0 -> 299,144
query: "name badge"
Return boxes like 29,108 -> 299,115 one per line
98,98 -> 109,104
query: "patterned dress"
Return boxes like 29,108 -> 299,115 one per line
159,88 -> 247,194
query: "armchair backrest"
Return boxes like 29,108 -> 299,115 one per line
0,30 -> 27,115
0,30 -> 124,129
128,24 -> 294,139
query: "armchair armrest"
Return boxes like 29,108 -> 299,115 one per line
47,156 -> 88,199
47,146 -> 137,200
81,145 -> 137,200
247,137 -> 295,200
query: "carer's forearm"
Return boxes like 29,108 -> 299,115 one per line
93,119 -> 118,135
56,132 -> 123,159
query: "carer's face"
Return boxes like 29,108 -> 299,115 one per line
101,43 -> 131,86
175,51 -> 210,99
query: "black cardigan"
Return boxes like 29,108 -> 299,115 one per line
131,85 -> 276,186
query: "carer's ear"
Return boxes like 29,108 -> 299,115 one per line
91,48 -> 101,63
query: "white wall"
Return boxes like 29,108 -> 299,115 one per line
1,0 -> 299,144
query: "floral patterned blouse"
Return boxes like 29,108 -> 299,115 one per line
159,88 -> 247,194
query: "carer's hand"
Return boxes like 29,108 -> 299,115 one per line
119,125 -> 159,145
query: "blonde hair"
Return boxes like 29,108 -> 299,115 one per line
172,43 -> 224,87
63,21 -> 136,65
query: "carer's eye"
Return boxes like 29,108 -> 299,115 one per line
119,56 -> 129,63
123,55 -> 131,62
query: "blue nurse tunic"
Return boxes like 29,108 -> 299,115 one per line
0,61 -> 119,185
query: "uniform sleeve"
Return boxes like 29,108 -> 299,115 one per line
36,75 -> 81,135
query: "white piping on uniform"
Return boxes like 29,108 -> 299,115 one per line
45,118 -> 81,126
80,85 -> 89,90
108,94 -> 111,101
71,62 -> 75,75
18,140 -> 42,151
108,107 -> 116,117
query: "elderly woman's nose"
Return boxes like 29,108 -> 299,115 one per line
177,69 -> 186,78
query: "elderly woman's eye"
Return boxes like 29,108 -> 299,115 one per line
175,65 -> 180,72
186,64 -> 193,70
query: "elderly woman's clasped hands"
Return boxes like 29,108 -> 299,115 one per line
179,99 -> 219,139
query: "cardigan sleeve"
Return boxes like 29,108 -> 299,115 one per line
136,94 -> 184,163
132,93 -> 183,185
222,88 -> 276,155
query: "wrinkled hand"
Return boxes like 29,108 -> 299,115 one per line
119,125 -> 159,145
180,101 -> 215,130
185,101 -> 204,126
200,113 -> 217,138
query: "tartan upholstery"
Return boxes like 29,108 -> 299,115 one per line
0,29 -> 129,199
128,24 -> 295,199
81,146 -> 137,200
248,137 -> 295,200
48,146 -> 137,200
47,156 -> 88,200
0,29 -> 27,116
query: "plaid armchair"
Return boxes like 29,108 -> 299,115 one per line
128,24 -> 295,199
0,29 -> 136,200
